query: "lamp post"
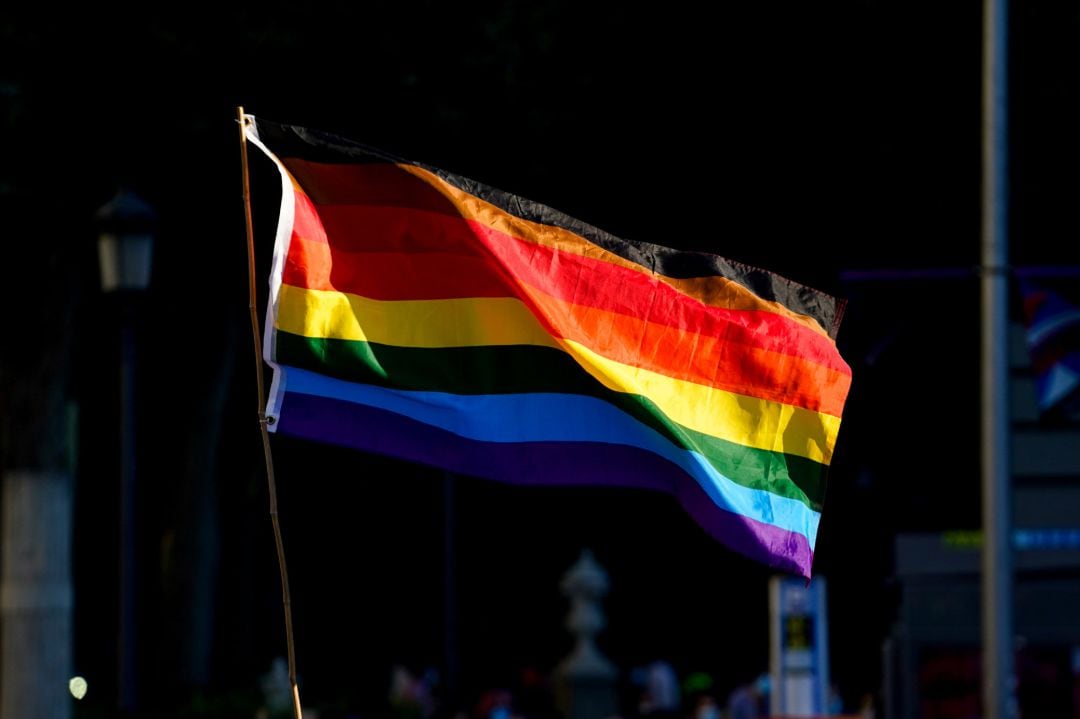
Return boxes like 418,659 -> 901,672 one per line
95,189 -> 155,716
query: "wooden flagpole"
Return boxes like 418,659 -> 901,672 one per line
237,105 -> 304,719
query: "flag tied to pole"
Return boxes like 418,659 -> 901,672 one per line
244,115 -> 853,578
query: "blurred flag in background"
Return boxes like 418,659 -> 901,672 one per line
1018,278 -> 1080,415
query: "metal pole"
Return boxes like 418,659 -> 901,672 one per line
119,308 -> 138,714
981,0 -> 1014,715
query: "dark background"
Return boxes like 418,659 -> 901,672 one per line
2,1 -> 1079,716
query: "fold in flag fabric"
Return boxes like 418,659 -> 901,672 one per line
244,115 -> 853,578
1019,278 -> 1080,413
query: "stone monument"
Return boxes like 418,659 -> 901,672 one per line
553,549 -> 618,719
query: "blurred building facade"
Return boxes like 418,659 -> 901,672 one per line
885,320 -> 1080,718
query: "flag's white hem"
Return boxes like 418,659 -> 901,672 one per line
242,114 -> 293,430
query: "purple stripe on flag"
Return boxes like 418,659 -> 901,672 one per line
275,389 -> 813,577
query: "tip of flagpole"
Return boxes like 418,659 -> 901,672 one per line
236,107 -> 255,134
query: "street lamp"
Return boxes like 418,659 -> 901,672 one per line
96,190 -> 155,293
95,189 -> 155,716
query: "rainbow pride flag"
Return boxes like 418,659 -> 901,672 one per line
245,116 -> 852,578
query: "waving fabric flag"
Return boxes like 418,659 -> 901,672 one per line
1019,278 -> 1080,414
244,115 -> 852,578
